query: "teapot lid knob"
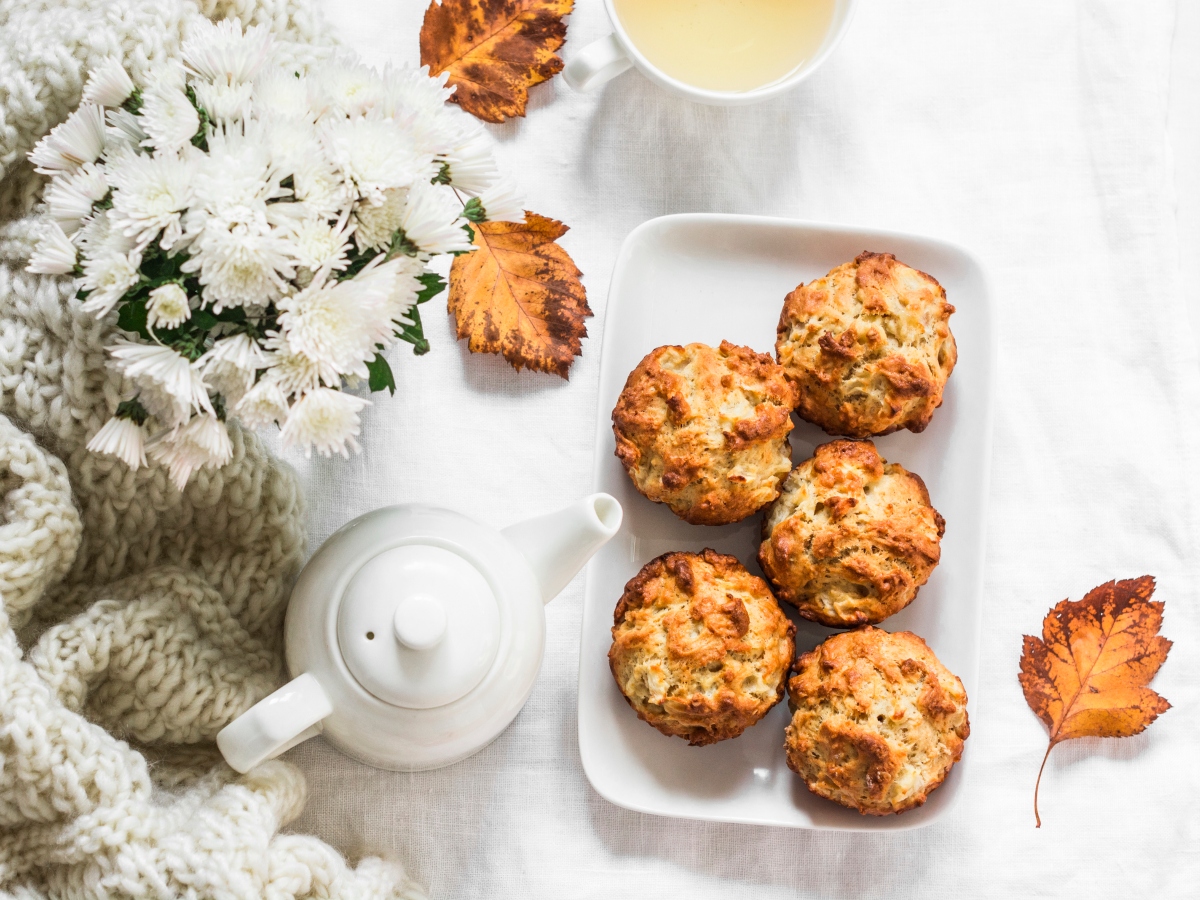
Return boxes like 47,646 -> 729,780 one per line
393,595 -> 447,651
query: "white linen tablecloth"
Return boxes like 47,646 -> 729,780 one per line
274,1 -> 1200,895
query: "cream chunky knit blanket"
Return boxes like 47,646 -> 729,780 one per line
0,2 -> 420,897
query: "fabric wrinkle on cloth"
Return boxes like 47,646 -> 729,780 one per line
276,0 -> 1200,898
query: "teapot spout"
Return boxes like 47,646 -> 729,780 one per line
501,494 -> 622,604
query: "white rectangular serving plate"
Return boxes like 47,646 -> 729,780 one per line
578,214 -> 994,831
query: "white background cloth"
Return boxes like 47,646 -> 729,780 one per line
271,1 -> 1200,895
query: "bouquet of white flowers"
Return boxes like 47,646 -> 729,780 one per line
27,19 -> 523,489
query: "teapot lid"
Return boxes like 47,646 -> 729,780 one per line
337,544 -> 501,709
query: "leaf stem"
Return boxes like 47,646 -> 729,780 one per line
1033,741 -> 1053,828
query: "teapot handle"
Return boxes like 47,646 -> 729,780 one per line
216,673 -> 333,773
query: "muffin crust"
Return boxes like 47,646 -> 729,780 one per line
784,627 -> 969,815
758,440 -> 944,627
612,341 -> 797,526
775,252 -> 956,437
609,549 -> 796,746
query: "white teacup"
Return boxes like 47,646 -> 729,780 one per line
563,0 -> 858,105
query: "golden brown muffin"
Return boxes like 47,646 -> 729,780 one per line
784,627 -> 969,815
758,440 -> 944,627
612,341 -> 797,526
609,549 -> 796,746
775,252 -> 956,438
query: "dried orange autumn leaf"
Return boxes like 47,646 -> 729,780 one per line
449,213 -> 590,378
420,0 -> 573,123
1018,576 -> 1171,827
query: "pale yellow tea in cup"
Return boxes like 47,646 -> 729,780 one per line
613,0 -> 836,93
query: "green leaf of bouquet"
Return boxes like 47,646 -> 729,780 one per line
184,84 -> 211,151
115,397 -> 149,425
169,334 -> 206,362
339,248 -> 378,281
117,299 -> 150,339
191,308 -> 219,330
366,351 -> 397,395
139,247 -> 188,285
415,271 -> 446,305
395,305 -> 431,356
214,304 -> 248,325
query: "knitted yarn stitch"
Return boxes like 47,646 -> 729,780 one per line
0,2 -> 420,897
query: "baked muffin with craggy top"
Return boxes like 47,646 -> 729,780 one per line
612,341 -> 796,526
784,627 -> 969,815
609,549 -> 795,746
775,252 -> 956,438
758,440 -> 944,627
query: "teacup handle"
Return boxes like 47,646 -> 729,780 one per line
563,33 -> 634,92
216,673 -> 333,773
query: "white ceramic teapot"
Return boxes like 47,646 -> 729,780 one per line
217,494 -> 622,773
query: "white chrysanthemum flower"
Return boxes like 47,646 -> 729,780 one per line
75,208 -> 134,257
180,127 -> 293,310
280,387 -> 369,458
108,341 -> 212,427
181,209 -> 295,311
476,176 -> 525,223
308,54 -> 385,118
105,107 -> 148,154
27,222 -> 78,275
188,125 -> 283,213
360,254 -> 424,334
146,283 -> 191,330
292,154 -> 352,218
29,104 -> 107,174
183,19 -> 272,86
253,118 -> 348,216
277,262 -> 401,382
198,333 -> 268,403
256,117 -> 314,172
155,58 -> 189,92
81,58 -> 135,108
140,85 -> 200,152
408,108 -> 458,160
285,214 -> 355,271
353,187 -> 407,252
148,413 -> 233,490
400,180 -> 472,255
45,162 -> 108,234
233,378 -> 289,429
379,63 -> 454,119
79,248 -> 140,316
262,332 -> 324,396
322,116 -> 428,205
87,415 -> 147,469
193,79 -> 253,123
254,69 -> 313,121
442,123 -> 500,194
107,150 -> 192,250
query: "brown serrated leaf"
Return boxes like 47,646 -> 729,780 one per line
448,212 -> 590,377
420,0 -> 573,123
1018,576 -> 1172,827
